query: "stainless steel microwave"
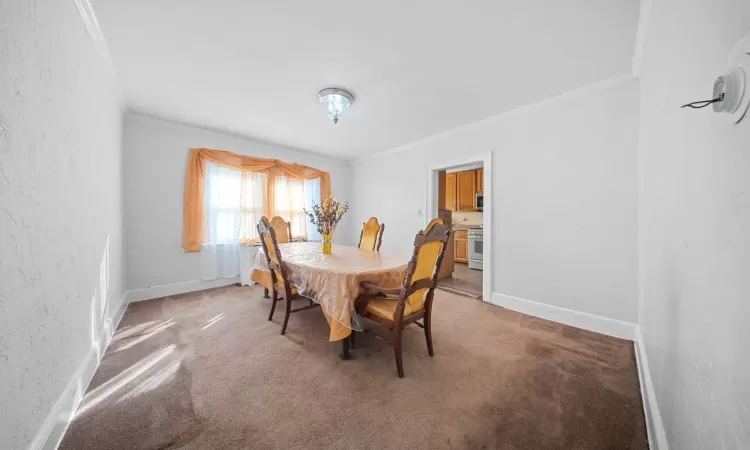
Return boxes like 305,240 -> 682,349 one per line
476,192 -> 484,211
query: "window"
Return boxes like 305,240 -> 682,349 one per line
239,171 -> 268,241
203,163 -> 319,245
304,178 -> 322,242
204,163 -> 240,245
272,175 -> 307,238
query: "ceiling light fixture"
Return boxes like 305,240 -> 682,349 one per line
318,88 -> 354,124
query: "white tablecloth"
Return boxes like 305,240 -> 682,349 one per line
239,244 -> 261,286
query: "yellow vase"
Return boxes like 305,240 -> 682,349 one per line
322,234 -> 332,254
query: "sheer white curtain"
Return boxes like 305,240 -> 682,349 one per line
201,165 -> 315,280
273,175 -> 308,238
200,163 -> 267,280
304,178 -> 322,242
239,171 -> 267,241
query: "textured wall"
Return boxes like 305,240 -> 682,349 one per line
637,0 -> 750,448
0,0 -> 125,448
123,114 -> 353,290
350,79 -> 639,323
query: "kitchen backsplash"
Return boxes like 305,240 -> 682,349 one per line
452,211 -> 483,226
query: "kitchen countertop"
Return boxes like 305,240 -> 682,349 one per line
452,224 -> 482,230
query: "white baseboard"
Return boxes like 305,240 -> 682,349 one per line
29,278 -> 240,449
489,293 -> 636,340
634,326 -> 669,450
125,277 -> 239,303
29,293 -> 129,450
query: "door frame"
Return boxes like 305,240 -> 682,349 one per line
426,151 -> 492,303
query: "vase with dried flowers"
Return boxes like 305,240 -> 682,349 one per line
304,196 -> 349,254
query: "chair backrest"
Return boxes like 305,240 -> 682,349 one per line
358,217 -> 385,251
394,223 -> 451,320
270,216 -> 293,244
424,218 -> 443,234
257,216 -> 293,296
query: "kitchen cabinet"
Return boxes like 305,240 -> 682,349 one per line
456,170 -> 476,211
441,168 -> 482,212
445,172 -> 457,211
454,229 -> 468,263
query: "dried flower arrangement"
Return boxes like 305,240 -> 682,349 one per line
304,196 -> 349,236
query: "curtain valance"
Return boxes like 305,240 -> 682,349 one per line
182,148 -> 331,252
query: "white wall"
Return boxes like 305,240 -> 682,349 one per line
351,78 -> 639,323
637,1 -> 750,448
123,114 -> 354,291
0,1 -> 126,448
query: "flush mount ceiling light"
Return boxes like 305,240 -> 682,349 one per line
318,88 -> 354,124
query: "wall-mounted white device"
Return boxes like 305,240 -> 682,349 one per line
715,33 -> 750,124
713,53 -> 750,123
684,32 -> 750,123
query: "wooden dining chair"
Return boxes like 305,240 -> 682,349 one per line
424,218 -> 443,233
270,216 -> 293,243
358,217 -> 385,251
257,216 -> 318,335
260,216 -> 293,299
354,223 -> 451,377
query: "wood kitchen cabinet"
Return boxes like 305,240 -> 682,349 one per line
454,229 -> 468,263
445,172 -> 457,211
456,170 -> 476,211
440,168 -> 482,212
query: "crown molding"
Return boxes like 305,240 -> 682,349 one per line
354,73 -> 636,164
72,0 -> 127,111
631,0 -> 655,78
127,111 -> 348,163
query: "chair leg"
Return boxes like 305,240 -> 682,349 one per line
268,289 -> 278,321
424,308 -> 434,357
350,331 -> 356,349
393,327 -> 404,378
280,295 -> 292,335
263,288 -> 269,298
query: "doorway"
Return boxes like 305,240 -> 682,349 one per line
426,152 -> 492,303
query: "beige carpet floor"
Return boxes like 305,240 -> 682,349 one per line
59,285 -> 647,450
437,264 -> 484,300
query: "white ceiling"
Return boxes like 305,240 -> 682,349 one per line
93,0 -> 639,159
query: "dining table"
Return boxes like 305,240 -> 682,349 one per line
250,242 -> 408,359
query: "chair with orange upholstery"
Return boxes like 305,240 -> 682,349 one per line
257,216 -> 318,335
354,223 -> 451,377
358,217 -> 385,251
424,218 -> 443,233
269,216 -> 293,243
259,216 -> 294,299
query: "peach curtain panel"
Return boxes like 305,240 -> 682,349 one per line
182,148 -> 331,252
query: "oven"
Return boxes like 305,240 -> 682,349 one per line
468,228 -> 483,270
